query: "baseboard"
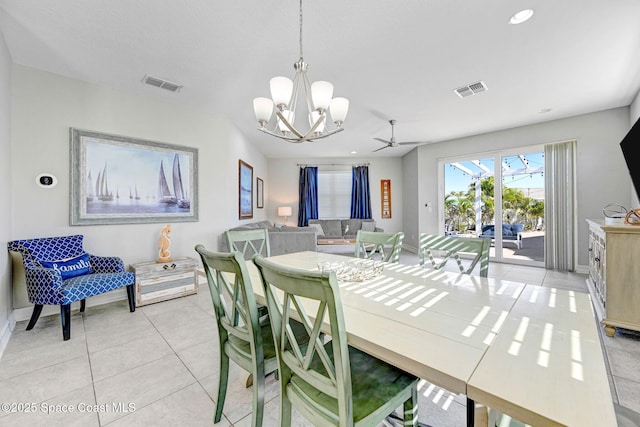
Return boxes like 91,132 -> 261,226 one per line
402,243 -> 418,254
0,312 -> 16,360
12,288 -> 128,322
575,264 -> 589,275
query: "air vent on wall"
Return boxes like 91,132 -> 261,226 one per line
142,75 -> 183,92
454,81 -> 487,98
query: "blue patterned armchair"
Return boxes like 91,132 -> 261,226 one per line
7,235 -> 135,340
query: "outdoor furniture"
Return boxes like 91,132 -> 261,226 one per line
418,233 -> 490,277
7,234 -> 135,341
253,254 -> 419,427
354,230 -> 404,263
479,224 -> 524,249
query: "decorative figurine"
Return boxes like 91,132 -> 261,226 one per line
157,224 -> 173,263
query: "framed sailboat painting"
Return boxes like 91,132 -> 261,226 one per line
238,159 -> 253,219
70,128 -> 198,225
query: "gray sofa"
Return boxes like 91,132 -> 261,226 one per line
220,220 -> 317,258
308,218 -> 383,241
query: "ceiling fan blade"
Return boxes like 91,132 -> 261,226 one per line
374,138 -> 392,144
398,141 -> 430,146
372,145 -> 389,152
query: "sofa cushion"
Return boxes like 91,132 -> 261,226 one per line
342,219 -> 363,236
361,221 -> 376,232
511,224 -> 524,234
308,223 -> 324,236
502,224 -> 513,236
310,219 -> 342,237
481,225 -> 495,236
281,225 -> 313,232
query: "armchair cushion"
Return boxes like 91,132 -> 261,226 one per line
41,252 -> 91,279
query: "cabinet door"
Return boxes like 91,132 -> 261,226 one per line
588,231 -> 606,306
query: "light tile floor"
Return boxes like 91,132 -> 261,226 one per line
0,251 -> 638,426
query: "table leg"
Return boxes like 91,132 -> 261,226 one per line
467,397 -> 475,427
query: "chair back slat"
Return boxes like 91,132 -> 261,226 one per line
354,230 -> 404,263
254,255 -> 349,401
224,229 -> 270,260
196,245 -> 262,360
418,234 -> 490,277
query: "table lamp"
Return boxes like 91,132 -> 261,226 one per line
278,206 -> 292,225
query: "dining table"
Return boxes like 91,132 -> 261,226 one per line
244,251 -> 616,426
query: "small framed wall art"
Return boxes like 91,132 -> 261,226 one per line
256,177 -> 264,209
381,179 -> 392,219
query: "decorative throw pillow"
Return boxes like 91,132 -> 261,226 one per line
309,223 -> 325,236
361,221 -> 376,232
41,253 -> 92,279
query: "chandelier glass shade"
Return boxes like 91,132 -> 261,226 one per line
253,0 -> 349,143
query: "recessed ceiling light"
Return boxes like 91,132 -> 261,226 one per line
509,9 -> 534,25
350,151 -> 357,154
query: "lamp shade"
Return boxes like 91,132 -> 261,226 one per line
253,97 -> 274,125
278,206 -> 292,217
329,97 -> 349,125
311,81 -> 334,111
270,76 -> 293,108
308,111 -> 326,133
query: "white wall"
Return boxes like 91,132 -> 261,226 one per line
402,149 -> 420,250
268,157 -> 404,233
10,65 -> 268,302
402,107 -> 631,268
0,30 -> 13,355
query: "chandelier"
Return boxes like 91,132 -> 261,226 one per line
252,0 -> 349,143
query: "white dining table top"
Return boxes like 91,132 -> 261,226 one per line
247,251 -> 616,426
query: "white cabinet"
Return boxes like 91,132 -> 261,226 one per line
586,219 -> 640,336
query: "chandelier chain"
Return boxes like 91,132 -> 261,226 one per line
298,0 -> 304,61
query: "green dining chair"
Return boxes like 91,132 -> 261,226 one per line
253,254 -> 419,427
225,228 -> 270,320
225,229 -> 271,260
195,245 -> 308,427
354,230 -> 404,263
418,233 -> 490,277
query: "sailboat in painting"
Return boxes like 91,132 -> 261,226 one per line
95,163 -> 114,201
86,170 -> 95,202
158,160 -> 177,204
157,155 -> 190,208
173,154 -> 190,209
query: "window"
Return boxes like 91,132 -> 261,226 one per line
318,170 -> 351,218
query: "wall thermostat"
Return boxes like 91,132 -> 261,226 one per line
36,173 -> 58,188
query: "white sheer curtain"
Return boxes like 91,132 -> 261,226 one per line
544,140 -> 577,271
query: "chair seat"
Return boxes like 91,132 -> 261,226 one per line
59,272 -> 135,305
290,343 -> 417,423
228,319 -> 310,362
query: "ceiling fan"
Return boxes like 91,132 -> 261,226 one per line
373,119 -> 430,152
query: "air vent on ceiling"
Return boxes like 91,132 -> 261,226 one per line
142,75 -> 183,92
454,81 -> 487,98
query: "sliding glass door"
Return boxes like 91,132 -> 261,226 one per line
442,146 -> 544,266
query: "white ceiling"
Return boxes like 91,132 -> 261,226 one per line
1,0 -> 640,159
